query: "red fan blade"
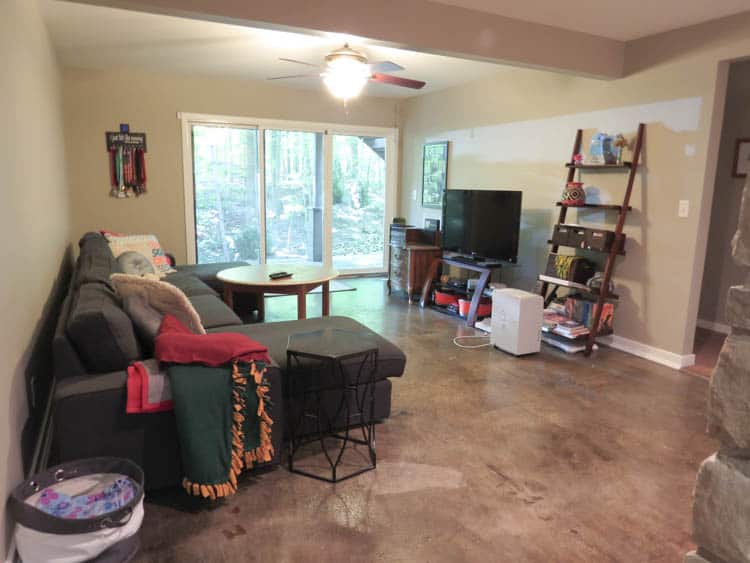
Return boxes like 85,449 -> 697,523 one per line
267,74 -> 318,81
370,73 -> 425,90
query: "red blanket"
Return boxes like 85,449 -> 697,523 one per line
126,315 -> 270,414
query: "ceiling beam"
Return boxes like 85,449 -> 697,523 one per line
66,0 -> 625,79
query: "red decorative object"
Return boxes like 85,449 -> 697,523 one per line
561,181 -> 586,206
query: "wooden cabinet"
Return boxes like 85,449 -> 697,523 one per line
387,226 -> 441,303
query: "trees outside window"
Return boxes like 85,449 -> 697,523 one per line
189,120 -> 391,271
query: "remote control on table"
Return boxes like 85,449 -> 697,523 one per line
269,271 -> 293,280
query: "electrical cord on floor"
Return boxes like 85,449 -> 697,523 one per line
452,335 -> 492,349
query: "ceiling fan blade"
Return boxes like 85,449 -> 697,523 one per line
279,57 -> 321,68
371,73 -> 426,90
370,61 -> 404,73
267,74 -> 318,81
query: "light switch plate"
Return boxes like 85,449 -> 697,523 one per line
412,189 -> 417,201
678,199 -> 690,218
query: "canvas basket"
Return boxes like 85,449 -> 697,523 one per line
9,457 -> 144,563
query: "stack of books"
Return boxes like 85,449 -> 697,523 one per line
552,320 -> 590,339
542,310 -> 569,333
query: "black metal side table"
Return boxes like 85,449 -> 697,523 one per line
286,328 -> 378,483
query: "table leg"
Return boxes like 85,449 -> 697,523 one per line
466,269 -> 490,327
297,290 -> 307,319
256,291 -> 265,322
223,286 -> 234,309
322,281 -> 330,316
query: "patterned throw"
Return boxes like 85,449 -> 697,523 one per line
153,315 -> 273,499
126,359 -> 173,414
36,479 -> 136,520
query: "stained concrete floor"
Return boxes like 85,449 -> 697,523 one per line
136,278 -> 716,562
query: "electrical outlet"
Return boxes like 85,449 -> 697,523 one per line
684,144 -> 696,156
678,200 -> 690,218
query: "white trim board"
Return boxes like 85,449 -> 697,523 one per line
696,318 -> 732,335
597,334 -> 696,370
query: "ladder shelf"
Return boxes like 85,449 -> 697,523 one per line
540,123 -> 645,356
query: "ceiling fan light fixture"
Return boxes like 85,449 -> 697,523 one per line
322,60 -> 371,101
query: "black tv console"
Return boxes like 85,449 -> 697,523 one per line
419,255 -> 503,326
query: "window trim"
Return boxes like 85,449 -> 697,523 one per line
178,112 -> 398,272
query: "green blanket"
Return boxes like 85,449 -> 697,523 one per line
168,360 -> 273,499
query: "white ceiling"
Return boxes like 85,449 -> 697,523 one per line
430,0 -> 750,40
42,1 -> 507,98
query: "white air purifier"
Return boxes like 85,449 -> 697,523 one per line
490,289 -> 543,356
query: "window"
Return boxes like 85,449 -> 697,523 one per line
181,114 -> 397,274
191,124 -> 260,264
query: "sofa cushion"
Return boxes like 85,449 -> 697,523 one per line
73,233 -> 118,289
162,273 -> 217,297
189,294 -> 242,329
174,263 -> 245,292
66,282 -> 142,373
53,364 -> 286,490
209,316 -> 406,384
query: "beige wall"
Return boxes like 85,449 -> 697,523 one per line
398,50 -> 734,356
0,0 -> 71,551
698,60 -> 750,327
75,0 -> 624,78
63,68 -> 399,263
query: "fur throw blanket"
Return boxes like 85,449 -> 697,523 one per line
110,273 -> 205,334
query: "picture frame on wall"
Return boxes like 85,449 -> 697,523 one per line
733,138 -> 750,178
422,141 -> 449,208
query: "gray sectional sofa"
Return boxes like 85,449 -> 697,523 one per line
51,233 -> 406,489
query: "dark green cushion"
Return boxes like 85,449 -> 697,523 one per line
189,294 -> 242,329
163,273 -> 217,297
209,316 -> 406,383
72,233 -> 117,289
66,282 -> 141,373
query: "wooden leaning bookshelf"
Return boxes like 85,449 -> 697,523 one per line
539,123 -> 645,356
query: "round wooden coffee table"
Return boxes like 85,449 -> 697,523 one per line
217,264 -> 339,321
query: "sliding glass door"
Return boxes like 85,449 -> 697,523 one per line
264,129 -> 324,265
332,134 -> 387,270
191,124 -> 261,264
183,114 -> 397,273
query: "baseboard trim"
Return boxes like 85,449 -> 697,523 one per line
598,334 -> 696,370
697,318 -> 732,335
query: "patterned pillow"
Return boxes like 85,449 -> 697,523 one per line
105,234 -> 176,277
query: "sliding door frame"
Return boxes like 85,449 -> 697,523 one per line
179,112 -> 398,272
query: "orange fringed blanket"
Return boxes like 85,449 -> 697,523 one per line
155,315 -> 273,499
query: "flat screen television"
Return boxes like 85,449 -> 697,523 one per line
441,189 -> 522,263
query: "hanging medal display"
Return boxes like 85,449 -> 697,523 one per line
106,124 -> 147,198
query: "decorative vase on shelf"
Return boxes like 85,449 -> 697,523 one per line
561,181 -> 586,206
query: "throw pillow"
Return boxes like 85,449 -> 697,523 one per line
122,293 -> 164,343
105,234 -> 177,277
117,251 -> 156,276
111,273 -> 205,334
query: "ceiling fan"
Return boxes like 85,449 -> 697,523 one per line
268,44 -> 426,101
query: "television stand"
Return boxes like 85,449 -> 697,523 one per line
449,254 -> 484,265
419,256 -> 503,326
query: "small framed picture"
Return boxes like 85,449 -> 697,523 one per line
733,138 -> 750,178
422,141 -> 449,208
